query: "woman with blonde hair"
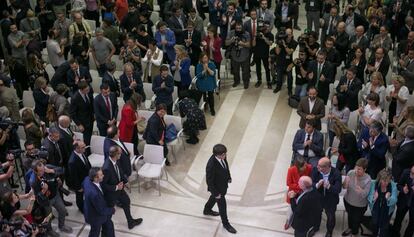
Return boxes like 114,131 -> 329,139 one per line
362,71 -> 386,109
386,75 -> 410,135
331,118 -> 359,173
172,44 -> 192,92
390,106 -> 414,145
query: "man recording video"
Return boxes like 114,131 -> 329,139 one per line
252,20 -> 274,89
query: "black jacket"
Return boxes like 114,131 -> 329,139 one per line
336,76 -> 363,111
311,166 -> 342,206
392,141 -> 414,181
101,158 -> 128,206
205,155 -> 232,197
102,72 -> 120,97
290,189 -> 322,232
397,168 -> 414,209
69,91 -> 94,128
57,126 -> 74,167
67,152 -> 91,191
41,138 -> 64,167
338,132 -> 360,167
143,113 -> 166,145
94,93 -> 118,126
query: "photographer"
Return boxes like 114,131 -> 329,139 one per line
225,21 -> 251,89
30,160 -> 72,234
299,31 -> 319,61
292,50 -> 310,98
0,154 -> 15,192
1,190 -> 35,220
252,21 -> 274,89
8,216 -> 41,237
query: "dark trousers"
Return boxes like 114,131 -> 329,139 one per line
83,125 -> 93,147
111,190 -> 134,223
85,10 -> 100,27
203,91 -> 215,114
97,64 -> 107,77
254,57 -> 270,83
344,200 -> 367,235
204,194 -> 229,225
75,190 -> 84,213
132,127 -> 139,156
231,59 -> 250,86
97,122 -> 109,137
317,202 -> 337,233
393,204 -> 414,237
214,61 -> 221,79
89,218 -> 115,237
293,3 -> 299,27
372,214 -> 392,237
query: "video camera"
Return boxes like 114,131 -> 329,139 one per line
0,120 -> 22,131
26,148 -> 49,160
298,32 -> 310,49
0,219 -> 24,229
276,29 -> 287,46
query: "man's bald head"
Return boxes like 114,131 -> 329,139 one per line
299,176 -> 313,190
58,115 -> 71,128
318,157 -> 331,167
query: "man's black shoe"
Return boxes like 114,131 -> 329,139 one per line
273,87 -> 281,94
250,61 -> 255,66
267,84 -> 272,89
232,82 -> 239,87
210,110 -> 215,116
325,232 -> 332,237
128,218 -> 143,229
63,200 -> 72,206
165,160 -> 170,166
244,84 -> 249,89
223,224 -> 237,234
341,228 -> 352,236
255,81 -> 262,88
203,210 -> 220,216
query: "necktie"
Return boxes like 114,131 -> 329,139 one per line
189,31 -> 192,39
347,80 -> 351,88
80,154 -> 86,165
55,143 -> 63,164
128,76 -> 132,84
76,70 -> 80,78
327,17 -> 332,34
114,163 -> 120,181
220,160 -> 227,169
304,134 -> 310,157
252,20 -> 256,38
316,64 -> 322,87
105,96 -> 111,116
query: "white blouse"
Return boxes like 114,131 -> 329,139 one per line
386,85 -> 410,116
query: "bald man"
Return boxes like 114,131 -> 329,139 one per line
57,115 -> 74,165
289,176 -> 322,237
311,157 -> 342,237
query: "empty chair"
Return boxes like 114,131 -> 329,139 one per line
143,82 -> 155,110
137,144 -> 168,195
85,19 -> 96,32
22,91 -> 35,108
88,135 -> 106,167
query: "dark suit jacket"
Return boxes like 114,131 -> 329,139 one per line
311,166 -> 342,206
348,35 -> 370,52
101,158 -> 129,206
69,91 -> 94,128
67,66 -> 92,92
398,39 -> 414,57
102,72 -> 120,97
321,15 -> 339,39
50,61 -> 70,90
182,0 -> 203,15
292,129 -> 324,158
297,96 -> 325,130
341,12 -> 368,31
333,31 -> 349,61
94,93 -> 118,127
103,138 -> 132,177
143,113 -> 166,145
242,19 -> 256,40
167,15 -> 187,44
274,2 -> 295,28
57,126 -> 74,167
41,138 -> 64,167
206,155 -> 231,197
392,140 -> 414,181
396,169 -> 414,209
307,60 -> 335,103
67,152 -> 91,191
336,76 -> 363,111
365,56 -> 391,81
82,177 -> 113,225
290,189 -> 322,233
183,29 -> 202,66
119,72 -> 145,102
358,129 -> 389,177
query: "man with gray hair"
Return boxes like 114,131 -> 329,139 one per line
90,28 -> 115,76
392,125 -> 414,181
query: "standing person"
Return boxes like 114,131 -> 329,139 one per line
203,144 -> 237,234
305,0 -> 322,37
202,26 -> 222,80
341,158 -> 371,237
67,58 -> 93,95
172,45 -> 192,93
330,119 -> 358,173
154,21 -> 176,64
83,167 -> 115,237
69,81 -> 94,146
53,12 -> 71,60
84,0 -> 100,27
336,67 -> 363,112
142,40 -> 163,83
297,87 -> 325,131
385,76 -> 410,135
253,21 -> 273,89
68,13 -> 92,49
102,146 -> 143,229
288,176 -> 322,237
46,28 -> 66,70
311,157 -> 342,237
33,77 -> 50,123
120,37 -> 142,75
102,61 -> 121,97
183,21 -> 202,66
90,28 -> 116,77
67,140 -> 91,213
94,83 -> 118,136
152,65 -> 174,115
195,53 -> 217,116
8,24 -> 27,65
120,63 -> 145,102
326,94 -> 350,146
368,169 -> 398,237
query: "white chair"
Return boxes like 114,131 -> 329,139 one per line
45,64 -> 55,79
150,12 -> 160,27
143,82 -> 155,110
117,97 -> 125,121
85,19 -> 96,32
164,115 -> 185,161
73,132 -> 84,141
137,144 -> 168,195
88,135 -> 106,167
137,110 -> 154,140
22,91 -> 35,108
111,55 -> 124,71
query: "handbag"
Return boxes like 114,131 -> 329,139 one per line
165,123 -> 178,143
46,103 -> 57,122
136,119 -> 147,134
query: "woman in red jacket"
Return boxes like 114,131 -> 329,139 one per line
119,93 -> 143,155
202,25 -> 222,79
284,156 -> 312,229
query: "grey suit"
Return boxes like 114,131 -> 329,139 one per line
19,17 -> 41,40
320,15 -> 339,44
292,128 -> 324,166
297,96 -> 325,131
257,8 -> 275,30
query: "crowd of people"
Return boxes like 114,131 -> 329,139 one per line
0,0 -> 413,236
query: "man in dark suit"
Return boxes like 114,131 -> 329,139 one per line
68,140 -> 91,213
102,61 -> 121,97
83,167 -> 115,237
358,121 -> 389,179
320,7 -> 339,45
365,47 -> 391,81
220,2 -> 242,43
311,157 -> 342,237
69,81 -> 94,146
274,0 -> 295,29
392,126 -> 414,181
167,6 -> 187,45
203,144 -> 237,234
66,58 -> 92,95
102,146 -> 143,229
292,119 -> 324,167
336,66 -> 363,111
104,126 -> 133,178
56,115 -> 74,165
183,21 -> 202,66
120,62 -> 145,102
348,25 -> 369,58
398,31 -> 414,58
297,87 -> 325,130
41,127 -> 65,167
94,83 -> 118,137
50,61 -> 70,90
306,50 -> 334,104
392,165 -> 414,237
399,47 -> 414,93
289,176 -> 322,237
333,22 -> 349,64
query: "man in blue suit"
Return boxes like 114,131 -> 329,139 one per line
292,119 -> 324,167
358,121 -> 389,179
94,83 -> 118,136
155,21 -> 176,64
103,125 -> 133,178
83,167 -> 115,237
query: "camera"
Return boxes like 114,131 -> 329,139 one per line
276,30 -> 287,46
27,148 -> 49,160
0,220 -> 24,228
0,120 -> 22,131
298,33 -> 309,49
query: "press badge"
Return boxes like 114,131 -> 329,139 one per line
310,1 -> 314,6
